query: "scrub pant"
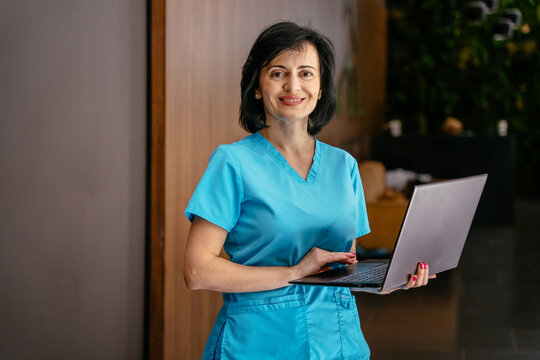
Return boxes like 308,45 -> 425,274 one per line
204,285 -> 370,360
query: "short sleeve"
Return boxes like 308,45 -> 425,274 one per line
185,146 -> 243,232
350,158 -> 371,238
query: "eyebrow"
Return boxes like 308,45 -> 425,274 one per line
267,65 -> 318,71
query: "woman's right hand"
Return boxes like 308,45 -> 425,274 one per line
291,247 -> 357,279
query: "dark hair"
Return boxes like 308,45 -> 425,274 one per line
239,22 -> 336,136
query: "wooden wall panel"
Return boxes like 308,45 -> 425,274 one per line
158,1 -> 388,358
355,0 -> 388,134
150,0 -> 165,358
321,0 -> 388,157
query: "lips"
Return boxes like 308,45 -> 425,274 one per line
279,96 -> 305,105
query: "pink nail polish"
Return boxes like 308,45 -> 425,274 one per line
412,275 -> 417,281
420,263 -> 426,269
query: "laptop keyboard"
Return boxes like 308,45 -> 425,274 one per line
330,263 -> 388,284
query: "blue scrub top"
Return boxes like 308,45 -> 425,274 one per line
186,132 -> 371,360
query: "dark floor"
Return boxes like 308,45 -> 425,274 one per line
355,200 -> 540,360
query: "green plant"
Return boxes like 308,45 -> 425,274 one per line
385,0 -> 540,197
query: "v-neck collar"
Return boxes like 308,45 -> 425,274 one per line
254,131 -> 322,184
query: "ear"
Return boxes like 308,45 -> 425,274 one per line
255,90 -> 261,99
318,90 -> 322,100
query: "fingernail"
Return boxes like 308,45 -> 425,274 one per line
420,263 -> 426,269
412,275 -> 417,281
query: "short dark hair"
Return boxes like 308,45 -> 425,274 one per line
239,22 -> 336,136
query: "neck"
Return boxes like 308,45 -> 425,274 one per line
260,120 -> 313,153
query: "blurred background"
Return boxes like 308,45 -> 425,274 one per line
383,0 -> 539,199
1,0 -> 538,359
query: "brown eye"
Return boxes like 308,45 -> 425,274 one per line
301,71 -> 313,78
271,71 -> 285,78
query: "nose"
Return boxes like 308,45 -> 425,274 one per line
283,74 -> 300,92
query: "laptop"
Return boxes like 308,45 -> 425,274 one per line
289,173 -> 488,293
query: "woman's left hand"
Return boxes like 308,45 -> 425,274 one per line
402,262 -> 437,290
363,262 -> 437,295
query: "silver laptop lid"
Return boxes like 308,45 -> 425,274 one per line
382,174 -> 488,291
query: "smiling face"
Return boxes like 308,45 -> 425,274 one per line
256,43 -> 322,127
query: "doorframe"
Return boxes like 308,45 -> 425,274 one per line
149,0 -> 166,358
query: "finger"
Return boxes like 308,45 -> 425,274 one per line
337,258 -> 357,265
337,253 -> 357,264
415,263 -> 426,287
329,251 -> 356,262
403,274 -> 417,290
421,263 -> 430,286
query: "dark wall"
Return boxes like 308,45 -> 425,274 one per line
0,1 -> 146,359
370,135 -> 514,226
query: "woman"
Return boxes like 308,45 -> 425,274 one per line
184,22 -> 433,359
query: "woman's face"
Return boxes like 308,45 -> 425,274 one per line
256,43 -> 322,126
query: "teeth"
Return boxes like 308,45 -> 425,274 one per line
281,98 -> 302,103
